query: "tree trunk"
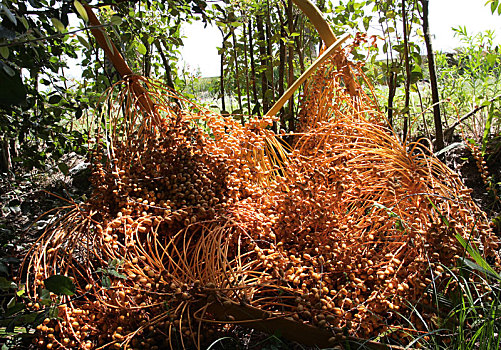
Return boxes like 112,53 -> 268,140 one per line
218,30 -> 231,114
248,19 -> 259,113
220,48 -> 226,113
388,71 -> 397,128
256,13 -> 269,113
143,40 -> 151,77
9,138 -> 17,159
242,19 -> 252,115
401,0 -> 411,141
421,0 -> 444,150
294,16 -> 306,73
1,136 -> 11,173
157,39 -> 176,91
265,1 -> 275,107
287,0 -> 295,134
277,5 -> 287,128
265,0 -> 277,131
231,28 -> 244,123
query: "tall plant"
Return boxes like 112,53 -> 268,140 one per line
0,0 -> 210,172
211,0 -> 322,131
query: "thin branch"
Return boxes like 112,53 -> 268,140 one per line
0,24 -> 111,48
444,94 -> 501,139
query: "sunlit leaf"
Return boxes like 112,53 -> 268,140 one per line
50,18 -> 66,33
137,41 -> 147,55
77,35 -> 91,50
461,257 -> 500,281
110,15 -> 122,26
73,0 -> 88,22
491,0 -> 498,13
363,16 -> 371,31
456,233 -> 501,280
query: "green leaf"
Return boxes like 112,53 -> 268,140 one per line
75,108 -> 83,119
372,202 -> 398,218
43,275 -> 75,296
20,16 -> 29,30
77,35 -> 91,50
1,5 -> 17,26
0,46 -> 9,59
363,16 -> 371,31
482,105 -> 495,153
73,0 -> 88,22
0,277 -> 16,290
57,163 -> 69,175
491,0 -> 499,14
461,258 -> 500,281
108,258 -> 121,268
0,61 -> 26,106
486,53 -> 497,66
47,305 -> 59,319
4,301 -> 25,317
39,288 -> 52,305
102,30 -> 114,55
48,94 -> 62,104
1,63 -> 15,77
137,41 -> 147,55
102,275 -> 111,288
107,270 -> 127,279
110,15 -> 122,26
455,233 -> 501,280
426,197 -> 449,226
7,296 -> 15,309
0,261 -> 8,275
50,18 -> 66,33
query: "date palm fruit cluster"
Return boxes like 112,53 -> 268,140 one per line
25,55 -> 499,349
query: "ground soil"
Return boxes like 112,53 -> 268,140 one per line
443,138 -> 501,234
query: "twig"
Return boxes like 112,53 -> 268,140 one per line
444,94 -> 501,139
0,24 -> 111,48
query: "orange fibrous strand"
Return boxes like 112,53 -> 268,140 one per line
24,47 -> 499,349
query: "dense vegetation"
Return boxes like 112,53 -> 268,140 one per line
1,0 -> 501,349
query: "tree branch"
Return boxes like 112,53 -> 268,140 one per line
0,24 -> 110,48
444,94 -> 501,140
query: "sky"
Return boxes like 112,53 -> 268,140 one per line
178,0 -> 501,77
